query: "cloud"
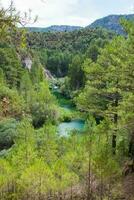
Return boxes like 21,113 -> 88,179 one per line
1,0 -> 134,27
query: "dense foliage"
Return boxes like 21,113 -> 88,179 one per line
27,28 -> 114,77
0,3 -> 134,200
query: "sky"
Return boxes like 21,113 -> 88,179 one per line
1,0 -> 134,27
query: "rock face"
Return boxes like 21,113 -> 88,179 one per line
44,69 -> 55,80
23,57 -> 32,70
22,56 -> 55,81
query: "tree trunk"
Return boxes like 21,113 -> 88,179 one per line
129,132 -> 134,159
87,159 -> 92,200
100,173 -> 103,200
112,94 -> 118,155
70,185 -> 73,200
87,130 -> 93,200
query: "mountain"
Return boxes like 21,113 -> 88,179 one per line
26,14 -> 134,34
27,25 -> 82,32
89,14 -> 134,34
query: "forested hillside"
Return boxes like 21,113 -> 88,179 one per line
27,28 -> 114,77
0,2 -> 134,200
89,14 -> 134,34
26,14 -> 134,35
27,25 -> 82,33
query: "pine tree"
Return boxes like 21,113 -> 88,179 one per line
30,59 -> 44,85
20,70 -> 33,107
18,159 -> 54,200
10,119 -> 37,172
77,36 -> 126,154
0,159 -> 15,200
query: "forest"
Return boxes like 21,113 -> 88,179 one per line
0,2 -> 134,200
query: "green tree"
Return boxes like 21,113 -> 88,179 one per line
30,81 -> 58,127
20,70 -> 33,106
0,118 -> 17,150
36,123 -> 58,165
77,36 -> 126,154
0,48 -> 23,87
68,55 -> 84,91
0,85 -> 24,119
10,119 -> 37,172
0,68 -> 5,86
18,159 -> 55,200
30,59 -> 44,85
0,159 -> 15,200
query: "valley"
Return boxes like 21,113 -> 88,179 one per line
0,3 -> 134,200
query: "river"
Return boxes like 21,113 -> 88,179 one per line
52,85 -> 85,136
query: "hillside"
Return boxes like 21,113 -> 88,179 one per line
27,28 -> 114,52
27,25 -> 82,32
89,14 -> 134,34
26,14 -> 134,35
27,28 -> 114,77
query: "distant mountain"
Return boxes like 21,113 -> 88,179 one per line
89,14 -> 134,34
26,14 -> 134,34
27,25 -> 82,32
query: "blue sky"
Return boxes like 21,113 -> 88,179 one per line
1,0 -> 134,27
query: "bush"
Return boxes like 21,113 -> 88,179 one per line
0,118 -> 18,150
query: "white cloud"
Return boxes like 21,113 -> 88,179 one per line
1,0 -> 100,27
128,4 -> 134,14
1,0 -> 133,27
